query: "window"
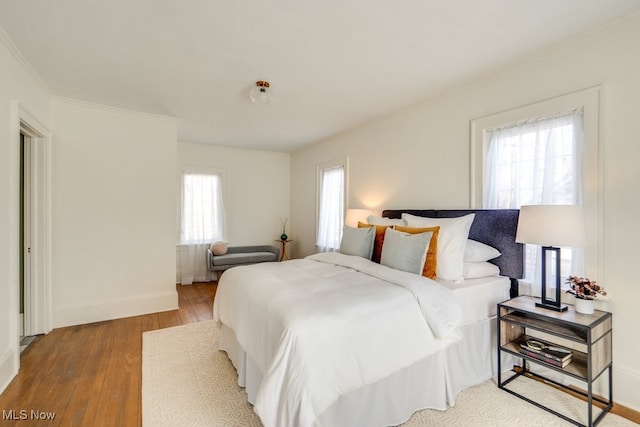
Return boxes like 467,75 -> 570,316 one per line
180,171 -> 226,244
471,87 -> 601,289
316,158 -> 347,252
484,110 -> 583,281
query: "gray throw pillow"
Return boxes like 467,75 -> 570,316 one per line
380,228 -> 433,275
339,225 -> 375,259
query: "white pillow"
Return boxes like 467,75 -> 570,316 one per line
402,213 -> 475,282
464,239 -> 501,262
380,228 -> 433,275
463,261 -> 500,279
366,215 -> 406,227
339,226 -> 375,259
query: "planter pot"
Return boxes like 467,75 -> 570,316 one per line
574,298 -> 594,315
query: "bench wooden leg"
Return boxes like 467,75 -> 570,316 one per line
215,270 -> 223,282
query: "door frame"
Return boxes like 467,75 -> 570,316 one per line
10,101 -> 52,350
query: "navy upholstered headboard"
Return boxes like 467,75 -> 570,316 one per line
382,209 -> 524,296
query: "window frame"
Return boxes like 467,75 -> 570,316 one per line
177,166 -> 227,245
315,156 -> 349,251
470,87 -> 602,282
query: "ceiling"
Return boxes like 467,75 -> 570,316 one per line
1,1 -> 639,152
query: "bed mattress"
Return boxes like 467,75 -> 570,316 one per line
438,275 -> 511,326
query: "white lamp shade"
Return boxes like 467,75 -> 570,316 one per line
345,209 -> 376,227
516,205 -> 586,247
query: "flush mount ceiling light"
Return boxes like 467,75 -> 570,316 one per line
249,80 -> 273,104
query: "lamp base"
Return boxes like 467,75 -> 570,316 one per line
537,246 -> 567,313
535,301 -> 568,312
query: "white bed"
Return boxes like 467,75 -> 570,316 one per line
213,209 -> 524,427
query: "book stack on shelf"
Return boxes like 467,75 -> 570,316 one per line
519,338 -> 573,368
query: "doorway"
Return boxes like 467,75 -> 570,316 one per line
17,116 -> 51,347
19,131 -> 36,352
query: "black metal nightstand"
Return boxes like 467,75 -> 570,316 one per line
498,295 -> 612,426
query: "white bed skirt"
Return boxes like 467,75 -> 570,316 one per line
219,317 -> 516,427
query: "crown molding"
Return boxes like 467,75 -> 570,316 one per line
51,96 -> 179,123
0,25 -> 51,97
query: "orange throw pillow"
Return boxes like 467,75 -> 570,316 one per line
358,221 -> 393,263
394,225 -> 440,279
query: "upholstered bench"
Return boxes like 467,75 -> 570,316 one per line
207,245 -> 280,280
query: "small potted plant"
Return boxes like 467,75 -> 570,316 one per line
565,276 -> 606,314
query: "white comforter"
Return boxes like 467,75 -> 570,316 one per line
213,252 -> 463,427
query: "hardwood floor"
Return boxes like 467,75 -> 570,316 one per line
0,283 -> 217,427
1,282 -> 639,426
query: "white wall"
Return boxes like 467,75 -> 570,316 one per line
0,31 -> 290,394
178,141 -> 290,246
50,99 -> 179,327
0,31 -> 51,393
291,16 -> 640,410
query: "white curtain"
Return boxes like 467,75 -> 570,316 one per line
484,109 -> 584,291
178,243 -> 214,285
181,172 -> 226,244
316,166 -> 344,252
179,172 -> 226,284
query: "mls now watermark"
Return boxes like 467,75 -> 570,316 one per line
3,409 -> 56,420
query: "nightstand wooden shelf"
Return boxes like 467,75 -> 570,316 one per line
498,296 -> 613,427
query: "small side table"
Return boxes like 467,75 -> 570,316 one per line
276,239 -> 292,261
498,296 -> 613,426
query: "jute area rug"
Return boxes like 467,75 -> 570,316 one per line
142,321 -> 637,427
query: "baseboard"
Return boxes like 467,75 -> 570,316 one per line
53,290 -> 179,328
613,365 -> 640,412
0,346 -> 18,395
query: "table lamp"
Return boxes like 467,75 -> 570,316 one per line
515,205 -> 586,312
345,209 -> 376,228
